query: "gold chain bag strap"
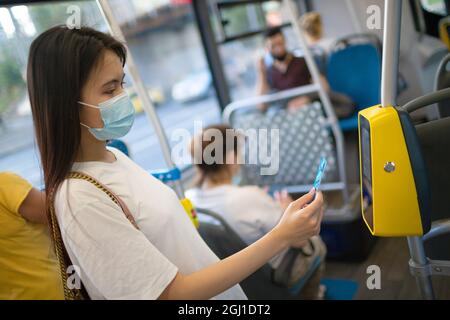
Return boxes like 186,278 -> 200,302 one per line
49,171 -> 139,300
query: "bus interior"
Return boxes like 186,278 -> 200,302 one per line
0,0 -> 449,300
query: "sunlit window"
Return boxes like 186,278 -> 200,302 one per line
0,8 -> 16,38
1,0 -> 219,187
11,6 -> 36,37
420,0 -> 448,16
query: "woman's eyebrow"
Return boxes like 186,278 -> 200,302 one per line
101,73 -> 126,88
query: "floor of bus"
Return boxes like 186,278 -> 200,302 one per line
322,132 -> 450,300
323,237 -> 450,299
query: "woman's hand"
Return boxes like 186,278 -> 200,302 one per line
274,189 -> 293,211
273,189 -> 324,248
159,189 -> 324,300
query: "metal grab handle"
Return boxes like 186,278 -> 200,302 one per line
222,84 -> 319,123
423,219 -> 450,242
435,53 -> 450,89
402,87 -> 450,113
97,0 -> 184,198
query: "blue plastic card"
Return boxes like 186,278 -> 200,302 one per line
313,157 -> 327,190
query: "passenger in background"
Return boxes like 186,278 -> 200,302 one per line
300,12 -> 334,55
0,172 -> 64,300
186,125 -> 327,300
256,27 -> 354,118
257,27 -> 312,112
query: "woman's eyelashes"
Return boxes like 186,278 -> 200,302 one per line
104,81 -> 126,95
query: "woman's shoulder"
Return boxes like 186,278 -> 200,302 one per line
54,178 -> 109,224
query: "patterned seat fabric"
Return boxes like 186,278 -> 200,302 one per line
231,102 -> 338,187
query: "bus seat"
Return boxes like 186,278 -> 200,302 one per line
230,102 -> 338,188
331,33 -> 382,54
416,117 -> 450,223
435,53 -> 450,119
422,48 -> 448,95
416,117 -> 450,261
196,208 -> 309,300
327,44 -> 381,132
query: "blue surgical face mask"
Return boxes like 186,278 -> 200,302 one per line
79,92 -> 135,141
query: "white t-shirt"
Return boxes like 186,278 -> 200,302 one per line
186,185 -> 288,268
54,147 -> 247,300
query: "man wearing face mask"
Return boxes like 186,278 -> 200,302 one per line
256,27 -> 354,117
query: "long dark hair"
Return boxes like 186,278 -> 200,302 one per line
27,26 -> 126,299
28,25 -> 126,200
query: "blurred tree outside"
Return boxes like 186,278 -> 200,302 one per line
0,46 -> 26,118
0,1 -> 103,119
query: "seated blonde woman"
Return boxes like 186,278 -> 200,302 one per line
186,124 -> 327,299
300,11 -> 334,54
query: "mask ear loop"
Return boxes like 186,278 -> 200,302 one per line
78,101 -> 99,108
78,101 -> 100,129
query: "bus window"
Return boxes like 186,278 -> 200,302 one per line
216,0 -> 290,40
209,1 -> 298,101
107,0 -> 222,169
0,1 -> 112,187
420,0 -> 448,16
0,0 -> 222,186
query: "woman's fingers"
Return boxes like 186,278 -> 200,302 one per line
277,190 -> 325,246
289,189 -> 315,209
298,190 -> 323,218
300,192 -> 324,236
310,202 -> 325,235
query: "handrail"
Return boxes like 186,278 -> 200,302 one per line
402,87 -> 450,113
284,0 -> 348,201
381,0 -> 402,107
423,219 -> 450,242
222,84 -> 319,123
97,0 -> 185,198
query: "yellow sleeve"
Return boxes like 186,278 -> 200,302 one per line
0,172 -> 33,216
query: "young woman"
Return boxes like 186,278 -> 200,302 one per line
28,25 -> 324,300
186,125 -> 327,299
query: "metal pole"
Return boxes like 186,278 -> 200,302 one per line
381,0 -> 402,107
97,0 -> 184,198
284,0 -> 349,201
193,0 -> 231,110
382,0 -> 435,299
407,236 -> 436,299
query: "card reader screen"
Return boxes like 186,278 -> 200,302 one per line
360,116 -> 373,230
